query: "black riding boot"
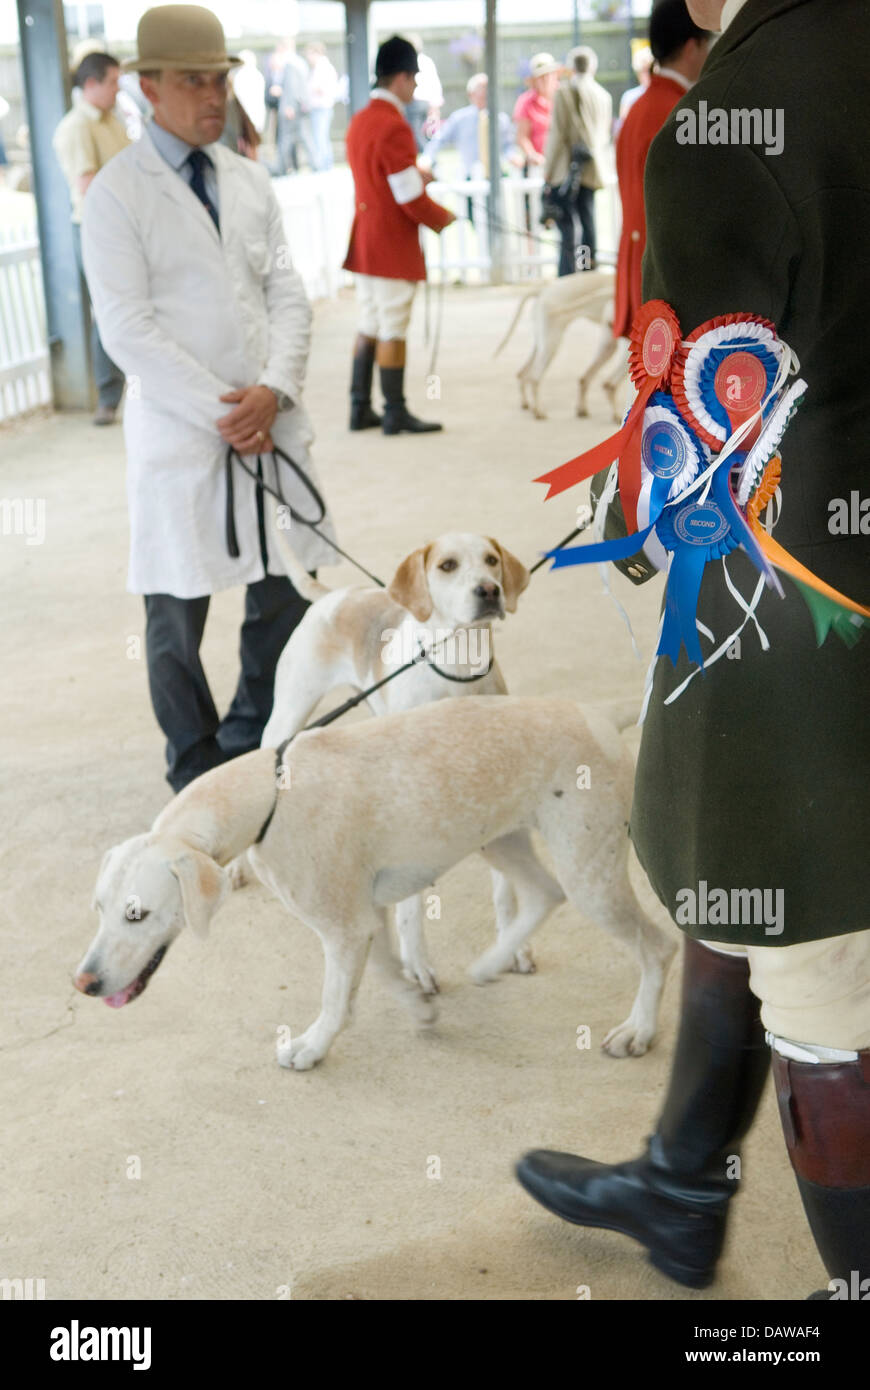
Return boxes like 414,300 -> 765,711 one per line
516,939 -> 771,1288
349,337 -> 382,430
772,1048 -> 870,1299
380,365 -> 442,434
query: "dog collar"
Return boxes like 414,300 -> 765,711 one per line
424,651 -> 495,683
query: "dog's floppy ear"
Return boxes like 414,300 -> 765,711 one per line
487,538 -> 531,613
91,845 -> 118,911
169,850 -> 230,938
388,544 -> 433,621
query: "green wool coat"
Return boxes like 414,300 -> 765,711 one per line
597,0 -> 869,946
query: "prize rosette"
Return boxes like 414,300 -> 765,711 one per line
670,314 -> 784,453
637,392 -> 707,534
655,495 -> 739,669
536,300 -> 681,533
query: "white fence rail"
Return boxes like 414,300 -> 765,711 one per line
0,220 -> 51,423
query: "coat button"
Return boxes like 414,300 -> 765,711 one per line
627,564 -> 647,578
359,201 -> 366,210
631,229 -> 640,242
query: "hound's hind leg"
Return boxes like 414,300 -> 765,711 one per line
471,832 -> 565,983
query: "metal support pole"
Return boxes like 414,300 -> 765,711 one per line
484,0 -> 503,285
16,0 -> 92,409
572,0 -> 581,49
626,0 -> 636,76
344,0 -> 371,115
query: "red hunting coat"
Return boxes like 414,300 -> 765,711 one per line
613,74 -> 687,338
343,94 -> 452,282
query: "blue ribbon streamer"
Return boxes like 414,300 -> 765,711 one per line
545,524 -> 656,569
659,545 -> 708,668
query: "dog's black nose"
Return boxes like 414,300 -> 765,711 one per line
74,972 -> 102,996
474,583 -> 500,601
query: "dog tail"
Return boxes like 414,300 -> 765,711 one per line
493,290 -> 537,359
269,499 -> 332,602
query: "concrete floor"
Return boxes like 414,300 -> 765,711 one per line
0,285 -> 821,1300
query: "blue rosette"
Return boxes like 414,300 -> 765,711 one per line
655,496 -> 739,668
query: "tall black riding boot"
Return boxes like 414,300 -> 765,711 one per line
772,1048 -> 870,1298
349,336 -> 382,430
516,939 -> 771,1288
380,365 -> 442,435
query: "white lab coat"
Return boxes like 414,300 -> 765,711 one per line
81,129 -> 338,598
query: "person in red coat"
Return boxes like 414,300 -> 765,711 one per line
344,36 -> 455,435
613,1 -> 711,339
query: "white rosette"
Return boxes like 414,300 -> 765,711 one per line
735,379 -> 808,506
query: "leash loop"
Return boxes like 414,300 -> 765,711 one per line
225,445 -> 386,587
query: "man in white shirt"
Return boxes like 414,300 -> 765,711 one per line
53,51 -> 130,424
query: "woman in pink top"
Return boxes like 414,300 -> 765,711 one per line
513,52 -> 562,170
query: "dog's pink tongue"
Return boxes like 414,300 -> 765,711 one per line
104,985 -> 135,1009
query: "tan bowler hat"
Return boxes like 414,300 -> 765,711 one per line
122,5 -> 242,73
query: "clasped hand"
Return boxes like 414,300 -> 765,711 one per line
218,385 -> 278,454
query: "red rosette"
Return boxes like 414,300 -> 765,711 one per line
670,312 -> 778,451
628,300 -> 682,391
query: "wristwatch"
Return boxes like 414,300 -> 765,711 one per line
263,385 -> 293,411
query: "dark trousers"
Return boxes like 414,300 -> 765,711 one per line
556,185 -> 597,276
71,222 -> 126,409
144,574 -> 309,793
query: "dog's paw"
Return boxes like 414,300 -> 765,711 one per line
468,949 -> 507,985
533,408 -> 548,421
277,1029 -> 328,1071
601,1019 -> 653,1058
227,855 -> 249,891
402,961 -> 439,996
510,948 -> 536,974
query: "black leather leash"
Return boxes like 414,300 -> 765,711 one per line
225,444 -> 387,588
253,642 -> 495,845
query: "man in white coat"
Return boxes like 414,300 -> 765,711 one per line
83,5 -> 337,792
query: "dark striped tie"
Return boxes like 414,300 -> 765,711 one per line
186,148 -> 220,232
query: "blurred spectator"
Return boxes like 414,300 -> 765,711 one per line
71,38 -> 145,139
423,73 -> 512,179
404,32 -> 444,150
303,42 -> 339,171
52,51 -> 129,424
513,52 -> 561,172
613,3 -> 710,337
616,45 -> 654,133
275,38 -> 309,173
543,46 -> 612,274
